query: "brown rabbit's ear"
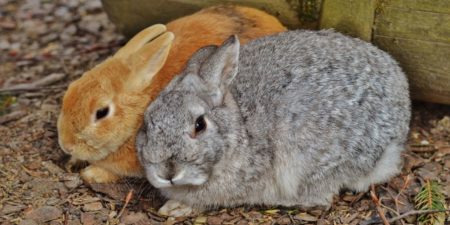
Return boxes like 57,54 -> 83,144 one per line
126,31 -> 174,91
114,24 -> 167,59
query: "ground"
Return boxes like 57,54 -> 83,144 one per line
0,0 -> 449,224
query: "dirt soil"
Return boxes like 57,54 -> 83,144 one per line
0,0 -> 449,224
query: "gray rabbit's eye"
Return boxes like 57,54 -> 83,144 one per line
194,115 -> 207,136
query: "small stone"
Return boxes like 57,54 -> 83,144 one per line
120,212 -> 148,224
82,202 -> 103,212
25,206 -> 62,223
19,219 -> 38,225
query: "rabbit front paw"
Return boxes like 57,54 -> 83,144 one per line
80,165 -> 120,184
158,200 -> 198,217
65,156 -> 85,172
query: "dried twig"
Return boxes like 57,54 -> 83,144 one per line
0,73 -> 67,94
362,209 -> 450,225
0,110 -> 27,124
370,185 -> 390,225
350,192 -> 366,206
0,84 -> 68,94
287,213 -> 296,224
382,175 -> 411,225
410,147 -> 437,153
394,176 -> 410,217
64,210 -> 69,225
117,189 -> 134,219
387,209 -> 450,223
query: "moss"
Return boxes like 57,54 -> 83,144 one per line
0,95 -> 16,116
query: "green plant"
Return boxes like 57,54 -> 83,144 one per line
415,180 -> 447,225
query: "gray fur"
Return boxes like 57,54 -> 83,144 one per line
136,30 -> 411,209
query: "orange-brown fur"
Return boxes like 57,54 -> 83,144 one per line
58,5 -> 286,183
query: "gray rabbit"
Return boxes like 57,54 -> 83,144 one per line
136,30 -> 411,216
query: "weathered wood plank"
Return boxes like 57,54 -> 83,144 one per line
319,0 -> 377,41
375,5 -> 450,43
101,0 -> 305,37
373,35 -> 450,104
381,0 -> 450,14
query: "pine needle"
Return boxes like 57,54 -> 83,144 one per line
414,180 -> 446,225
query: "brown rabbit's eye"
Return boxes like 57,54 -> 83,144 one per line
194,116 -> 207,134
95,107 -> 109,121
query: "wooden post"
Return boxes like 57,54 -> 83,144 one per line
101,0 -> 306,37
373,0 -> 450,104
319,0 -> 377,41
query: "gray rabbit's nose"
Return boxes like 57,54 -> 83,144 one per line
147,158 -> 209,188
152,173 -> 172,188
149,168 -> 208,188
165,159 -> 176,180
150,159 -> 179,188
158,166 -> 183,185
151,171 -> 181,188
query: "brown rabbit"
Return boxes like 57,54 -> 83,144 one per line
57,5 -> 286,183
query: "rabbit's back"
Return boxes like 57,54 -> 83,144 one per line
233,30 -> 410,184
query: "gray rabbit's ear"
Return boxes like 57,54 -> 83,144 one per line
185,45 -> 218,75
199,35 -> 240,105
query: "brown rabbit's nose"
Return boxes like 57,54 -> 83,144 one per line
60,145 -> 73,154
58,139 -> 74,154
